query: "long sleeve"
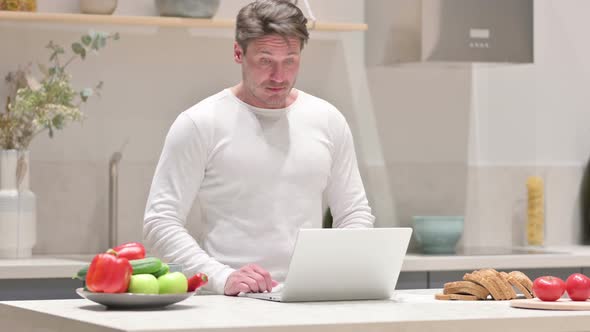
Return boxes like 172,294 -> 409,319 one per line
143,113 -> 234,294
144,89 -> 374,292
325,115 -> 375,228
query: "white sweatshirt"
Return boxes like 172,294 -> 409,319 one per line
143,89 -> 374,294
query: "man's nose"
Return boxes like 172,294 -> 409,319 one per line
269,63 -> 286,82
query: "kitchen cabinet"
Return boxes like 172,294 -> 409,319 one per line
0,256 -> 88,300
396,272 -> 428,289
0,279 -> 82,301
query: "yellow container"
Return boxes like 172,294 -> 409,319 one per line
0,0 -> 37,11
526,175 -> 545,246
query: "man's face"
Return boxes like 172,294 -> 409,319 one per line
234,35 -> 301,109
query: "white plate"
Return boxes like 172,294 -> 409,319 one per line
76,288 -> 195,309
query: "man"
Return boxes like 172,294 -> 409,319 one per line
143,0 -> 374,296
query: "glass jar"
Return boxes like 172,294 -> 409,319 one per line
526,175 -> 545,246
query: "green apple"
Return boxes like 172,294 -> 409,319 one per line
128,274 -> 159,294
158,272 -> 188,294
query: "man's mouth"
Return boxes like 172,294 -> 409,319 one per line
267,87 -> 285,92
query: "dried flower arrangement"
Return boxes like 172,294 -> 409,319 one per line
1,30 -> 119,150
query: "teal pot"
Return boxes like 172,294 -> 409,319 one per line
155,0 -> 220,18
412,216 -> 464,254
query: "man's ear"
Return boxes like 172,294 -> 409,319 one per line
234,42 -> 244,64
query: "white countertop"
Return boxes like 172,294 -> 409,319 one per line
2,289 -> 590,332
3,246 -> 590,279
0,255 -> 92,279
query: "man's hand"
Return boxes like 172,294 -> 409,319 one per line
224,264 -> 278,296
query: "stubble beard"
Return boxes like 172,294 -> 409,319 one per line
249,82 -> 293,109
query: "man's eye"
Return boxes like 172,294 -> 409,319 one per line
260,58 -> 271,65
285,58 -> 294,65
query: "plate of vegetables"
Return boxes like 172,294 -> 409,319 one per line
74,242 -> 208,309
75,288 -> 196,309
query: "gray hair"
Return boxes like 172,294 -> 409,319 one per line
235,0 -> 309,54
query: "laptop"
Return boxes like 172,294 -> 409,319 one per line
242,227 -> 412,302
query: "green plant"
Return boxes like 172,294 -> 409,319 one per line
1,31 -> 119,150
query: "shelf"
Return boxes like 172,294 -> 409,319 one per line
0,11 -> 367,31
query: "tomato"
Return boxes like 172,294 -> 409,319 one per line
566,273 -> 590,301
532,276 -> 566,301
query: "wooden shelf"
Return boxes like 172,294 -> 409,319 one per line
0,11 -> 367,31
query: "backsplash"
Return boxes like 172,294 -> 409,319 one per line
464,165 -> 583,249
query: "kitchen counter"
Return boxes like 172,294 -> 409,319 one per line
0,255 -> 94,300
402,245 -> 590,271
2,246 -> 590,279
2,289 -> 590,332
0,255 -> 92,279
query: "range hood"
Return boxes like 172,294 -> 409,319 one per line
365,0 -> 534,65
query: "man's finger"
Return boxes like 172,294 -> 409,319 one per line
236,282 -> 250,294
249,264 -> 273,292
245,270 -> 269,293
240,275 -> 260,293
225,280 -> 250,296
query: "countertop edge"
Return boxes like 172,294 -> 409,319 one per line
3,289 -> 590,332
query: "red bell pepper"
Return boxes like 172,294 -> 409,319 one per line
187,273 -> 208,292
112,242 -> 146,261
86,249 -> 132,293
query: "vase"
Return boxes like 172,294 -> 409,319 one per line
0,150 -> 36,258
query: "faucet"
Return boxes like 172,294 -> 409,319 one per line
108,139 -> 128,249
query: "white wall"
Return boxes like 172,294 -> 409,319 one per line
472,1 -> 590,166
364,0 -> 472,253
0,0 -> 384,254
465,0 -> 590,247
